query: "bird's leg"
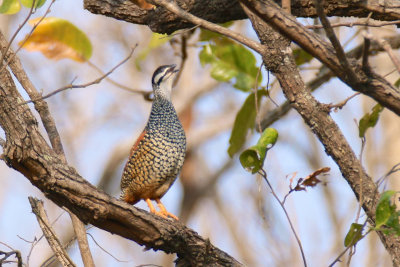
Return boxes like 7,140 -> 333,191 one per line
156,199 -> 179,220
145,199 -> 157,214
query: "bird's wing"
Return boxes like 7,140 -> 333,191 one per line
129,130 -> 147,158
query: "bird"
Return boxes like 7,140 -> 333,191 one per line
120,64 -> 186,220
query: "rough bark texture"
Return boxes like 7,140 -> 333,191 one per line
0,67 -> 241,266
84,0 -> 400,34
240,0 -> 400,117
239,3 -> 400,266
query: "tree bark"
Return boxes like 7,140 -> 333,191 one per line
239,3 -> 400,266
84,0 -> 400,34
0,65 -> 241,266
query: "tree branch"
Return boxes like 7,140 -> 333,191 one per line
83,0 -> 400,34
239,0 -> 400,116
29,197 -> 76,267
239,4 -> 400,266
0,65 -> 241,266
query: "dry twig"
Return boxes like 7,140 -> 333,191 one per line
29,197 -> 76,267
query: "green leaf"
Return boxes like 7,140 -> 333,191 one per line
199,38 -> 261,92
228,90 -> 267,157
20,0 -> 46,8
293,48 -> 314,66
199,44 -> 214,65
199,22 -> 234,42
239,128 -> 278,173
210,60 -> 238,82
376,190 -> 397,229
20,17 -> 92,62
344,223 -> 363,247
358,103 -> 384,138
135,33 -> 171,69
0,0 -> 21,14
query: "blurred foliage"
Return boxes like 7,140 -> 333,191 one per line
375,190 -> 400,235
292,48 -> 313,66
228,90 -> 268,157
135,33 -> 171,69
358,103 -> 384,138
20,17 -> 92,62
239,127 -> 278,174
20,0 -> 47,8
199,27 -> 261,92
0,0 -> 21,14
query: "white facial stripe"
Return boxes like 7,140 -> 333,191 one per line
155,68 -> 171,84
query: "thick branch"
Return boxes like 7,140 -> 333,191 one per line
0,67 -> 241,266
240,0 -> 400,117
240,4 -> 400,266
84,0 -> 400,34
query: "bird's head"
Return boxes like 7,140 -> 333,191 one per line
151,64 -> 179,100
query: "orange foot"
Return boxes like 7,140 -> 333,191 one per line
145,199 -> 179,220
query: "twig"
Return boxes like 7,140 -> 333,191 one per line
28,197 -> 76,267
172,32 -> 189,87
313,0 -> 358,85
87,233 -> 132,263
258,169 -> 308,267
0,249 -> 23,267
363,32 -> 400,75
149,0 -> 264,54
326,92 -> 360,111
24,46 -> 137,104
306,19 -> 400,29
254,63 -> 263,133
376,163 -> 400,187
329,225 -> 372,267
0,0 -> 56,74
66,210 -> 95,267
86,60 -> 150,97
361,36 -> 371,69
0,0 -> 36,68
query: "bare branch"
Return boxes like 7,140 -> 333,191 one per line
24,46 -> 137,104
0,65 -> 242,266
0,0 -> 37,68
314,0 -> 358,85
67,211 -> 95,267
148,0 -> 265,54
240,0 -> 400,116
364,32 -> 400,75
87,60 -> 150,98
0,0 -> 56,74
306,19 -> 400,29
0,29 -> 65,157
258,169 -> 307,267
87,233 -> 132,263
29,197 -> 76,267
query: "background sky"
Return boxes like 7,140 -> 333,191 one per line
1,1 -> 400,266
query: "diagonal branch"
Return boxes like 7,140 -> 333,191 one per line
0,64 -> 241,266
239,0 -> 400,116
29,197 -> 76,267
148,0 -> 264,54
314,0 -> 359,85
239,3 -> 400,266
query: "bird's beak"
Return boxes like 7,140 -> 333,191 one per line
168,64 -> 179,74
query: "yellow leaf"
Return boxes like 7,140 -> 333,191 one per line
0,0 -> 21,14
19,17 -> 92,62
